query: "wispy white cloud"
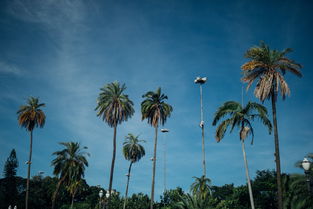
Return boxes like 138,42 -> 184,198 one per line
0,61 -> 23,75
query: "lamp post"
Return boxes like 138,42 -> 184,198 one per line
99,190 -> 103,209
161,129 -> 169,193
302,158 -> 312,193
194,76 -> 207,177
105,191 -> 110,209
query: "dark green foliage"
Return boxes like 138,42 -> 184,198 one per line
159,187 -> 185,209
253,170 -> 277,209
211,184 -> 235,201
3,149 -> 18,178
1,149 -> 19,207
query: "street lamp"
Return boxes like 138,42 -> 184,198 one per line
194,76 -> 207,177
161,129 -> 169,193
302,158 -> 312,193
99,190 -> 103,209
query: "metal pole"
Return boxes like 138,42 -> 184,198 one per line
200,84 -> 206,177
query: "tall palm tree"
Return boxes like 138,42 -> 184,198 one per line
241,41 -> 302,209
190,175 -> 212,200
141,87 -> 173,209
212,101 -> 272,209
122,133 -> 146,209
51,142 -> 89,209
17,96 -> 46,209
95,81 -> 134,202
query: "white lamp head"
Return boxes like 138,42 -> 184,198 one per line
105,192 -> 110,198
302,158 -> 311,171
99,189 -> 104,198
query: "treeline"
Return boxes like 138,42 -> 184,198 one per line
1,169 -> 312,209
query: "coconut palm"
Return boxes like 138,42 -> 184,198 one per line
190,175 -> 212,200
122,133 -> 146,209
51,142 -> 89,209
17,96 -> 46,209
95,81 -> 134,201
212,101 -> 272,209
241,41 -> 302,209
141,87 -> 173,209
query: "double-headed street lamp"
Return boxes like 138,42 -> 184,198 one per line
194,76 -> 207,177
302,158 -> 312,194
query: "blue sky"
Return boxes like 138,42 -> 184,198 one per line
1,0 -> 313,199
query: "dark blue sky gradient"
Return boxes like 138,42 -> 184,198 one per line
0,0 -> 313,199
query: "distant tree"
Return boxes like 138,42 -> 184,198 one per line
51,142 -> 89,209
2,149 -> 19,207
211,184 -> 235,201
3,149 -> 19,178
160,187 -> 185,209
95,81 -> 134,204
141,87 -> 173,209
190,176 -> 212,200
17,97 -> 46,209
252,170 -> 277,209
122,133 -> 146,209
242,41 -> 302,209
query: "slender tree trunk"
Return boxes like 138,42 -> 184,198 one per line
150,125 -> 158,209
108,123 -> 117,208
271,94 -> 283,209
51,176 -> 66,209
71,194 -> 74,209
200,84 -> 206,177
123,162 -> 133,209
241,140 -> 255,209
25,130 -> 33,209
71,189 -> 77,209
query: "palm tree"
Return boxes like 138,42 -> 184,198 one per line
141,87 -> 173,209
95,81 -> 134,201
176,193 -> 213,209
67,179 -> 83,209
212,101 -> 272,209
122,133 -> 146,209
190,175 -> 212,200
51,142 -> 89,209
241,41 -> 302,209
17,96 -> 46,209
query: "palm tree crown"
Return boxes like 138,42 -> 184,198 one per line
241,41 -> 302,101
141,87 -> 173,127
51,142 -> 89,183
123,134 -> 146,163
190,175 -> 212,200
95,81 -> 134,127
212,101 -> 272,144
17,97 -> 46,131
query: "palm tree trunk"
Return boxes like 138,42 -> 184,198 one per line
25,130 -> 33,209
150,125 -> 158,209
271,94 -> 283,209
71,194 -> 74,209
71,189 -> 77,209
123,162 -> 133,209
108,123 -> 117,208
241,140 -> 255,209
51,176 -> 66,209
